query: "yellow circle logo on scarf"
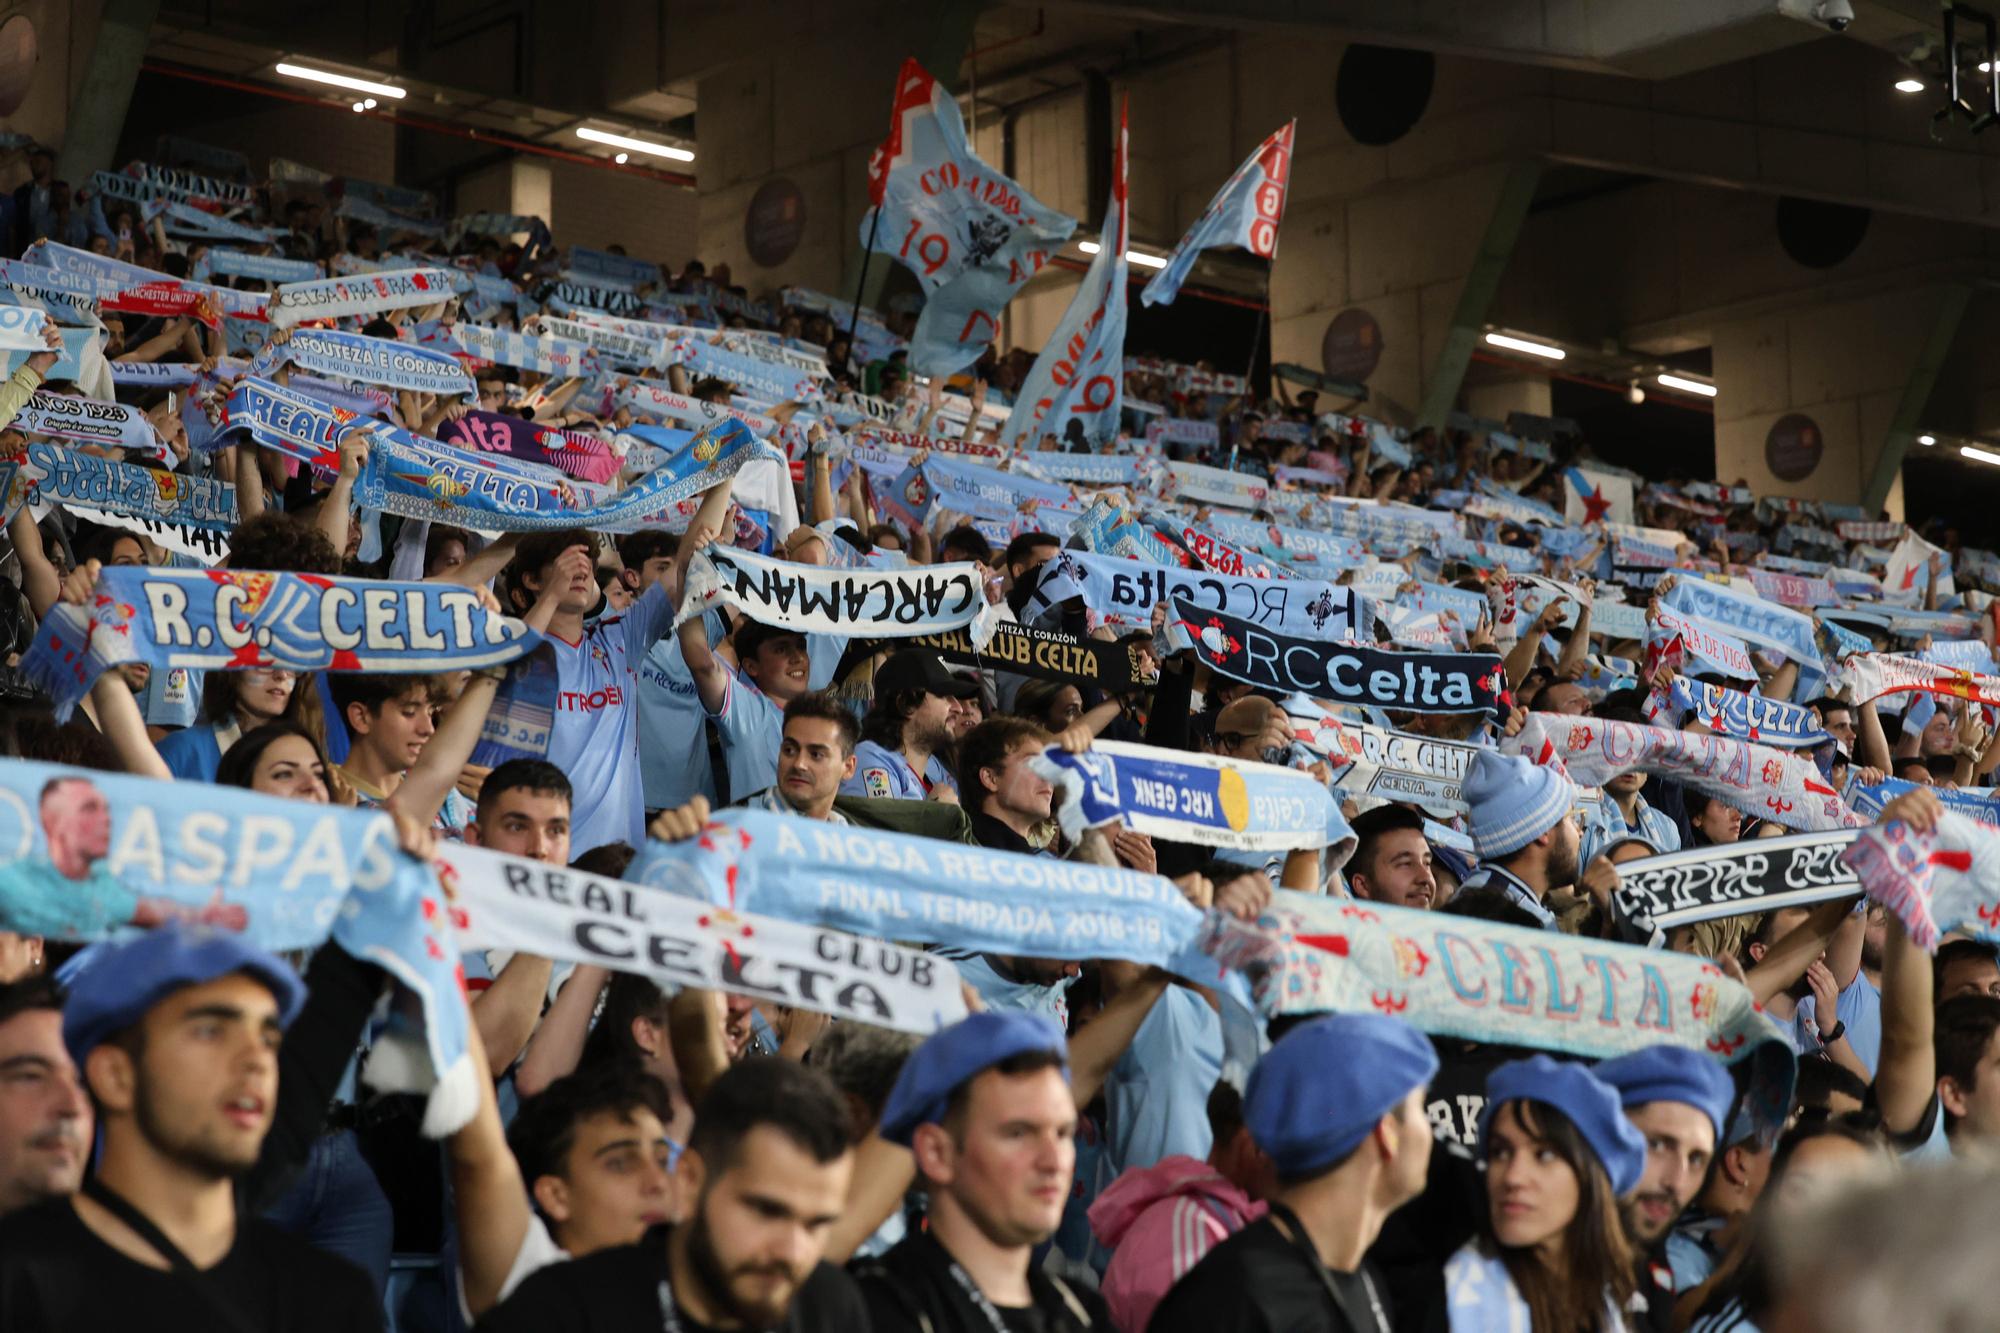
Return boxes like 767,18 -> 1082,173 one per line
1218,768 -> 1250,832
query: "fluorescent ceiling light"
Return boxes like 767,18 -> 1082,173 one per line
1656,373 -> 1718,398
1484,331 -> 1566,361
275,62 -> 406,100
1076,240 -> 1169,269
575,127 -> 694,162
1961,444 -> 2000,466
1919,434 -> 1936,445
1895,78 -> 1926,93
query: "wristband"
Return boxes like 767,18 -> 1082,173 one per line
1821,1019 -> 1846,1046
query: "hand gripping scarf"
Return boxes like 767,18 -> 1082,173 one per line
249,327 -> 476,400
1200,890 -> 1796,1136
22,566 -> 543,720
0,761 -> 476,1135
1508,713 -> 1861,833
1840,812 -> 2000,951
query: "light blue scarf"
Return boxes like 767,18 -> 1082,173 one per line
249,326 -> 475,399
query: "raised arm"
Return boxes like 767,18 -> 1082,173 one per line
7,507 -> 61,619
444,1006 -> 535,1318
1741,894 -> 1859,1007
314,431 -> 370,560
1065,964 -> 1169,1109
433,531 -> 520,589
1856,698 -> 1894,773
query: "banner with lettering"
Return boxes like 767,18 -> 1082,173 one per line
23,440 -> 234,548
1301,715 -> 1484,813
677,543 -> 995,643
1162,461 -> 1268,511
1182,600 -> 1506,717
444,841 -> 965,1034
1841,812 -> 2000,952
1843,777 -> 2000,829
1037,548 -> 1367,640
1033,739 -> 1351,857
250,327 -> 475,399
1509,713 -> 1859,833
1748,568 -> 1837,610
1830,651 -> 2000,708
1649,606 -> 1758,682
449,322 -> 599,378
536,315 -> 667,372
862,58 -> 1077,376
22,567 -> 544,719
437,410 -> 619,485
12,392 -> 166,460
1660,576 -> 1818,665
902,619 -> 1153,693
267,267 -> 456,328
199,248 -> 321,284
614,379 -> 787,440
1609,833 -> 1862,939
0,760 -> 473,1134
1665,676 -> 1831,749
1141,120 -> 1293,307
1200,891 -> 1795,1132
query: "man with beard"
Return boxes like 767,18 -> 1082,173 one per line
0,979 -> 89,1217
1593,1046 -> 1737,1333
479,1057 -> 865,1331
856,1010 -> 1115,1331
744,693 -> 858,821
0,925 -> 379,1329
844,652 -> 978,801
1455,751 -> 1583,928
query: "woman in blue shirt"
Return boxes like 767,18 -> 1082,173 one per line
154,664 -> 305,782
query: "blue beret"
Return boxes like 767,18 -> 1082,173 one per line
1245,1015 -> 1438,1179
1594,1045 -> 1737,1146
878,1010 -> 1068,1146
63,924 -> 306,1065
1477,1055 -> 1648,1196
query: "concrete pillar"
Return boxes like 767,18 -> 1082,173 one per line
54,0 -> 159,183
1463,375 -> 1553,424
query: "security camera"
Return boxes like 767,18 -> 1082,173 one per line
1814,0 -> 1854,32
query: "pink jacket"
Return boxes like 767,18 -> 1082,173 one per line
1087,1155 -> 1267,1333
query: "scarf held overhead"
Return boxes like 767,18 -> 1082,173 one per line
1840,812 -> 2000,952
267,267 -> 457,328
250,327 -> 476,399
1610,833 -> 1862,939
677,544 -> 996,643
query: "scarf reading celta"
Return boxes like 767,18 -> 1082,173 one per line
443,841 -> 967,1034
1841,812 -> 2000,951
0,760 -> 475,1135
266,267 -> 458,327
1038,548 -> 1368,641
20,440 -> 235,535
1200,890 -> 1796,1135
21,566 -> 544,719
1180,599 -> 1508,719
677,543 -> 1000,644
249,327 -> 476,400
1032,740 -> 1355,863
1508,713 -> 1861,833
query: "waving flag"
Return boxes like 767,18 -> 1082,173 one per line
1563,466 -> 1632,526
862,58 -> 1076,377
998,97 -> 1129,451
1141,120 -> 1295,307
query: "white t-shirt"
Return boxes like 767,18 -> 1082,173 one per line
459,1212 -> 567,1322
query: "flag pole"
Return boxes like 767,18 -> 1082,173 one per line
844,208 -> 884,383
1226,233 -> 1278,476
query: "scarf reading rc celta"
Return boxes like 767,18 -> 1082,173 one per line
443,840 -> 966,1035
1179,599 -> 1508,719
0,760 -> 475,1135
1033,739 -> 1355,862
1200,890 -> 1796,1133
266,267 -> 457,328
1508,713 -> 1861,833
1291,712 -> 1485,815
1608,832 -> 1863,941
21,566 -> 543,720
1038,548 -> 1368,641
677,543 -> 999,644
249,327 -> 476,400
1841,812 -> 2000,951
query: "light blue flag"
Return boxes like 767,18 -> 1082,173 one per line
999,100 -> 1129,451
1141,121 -> 1294,307
863,58 -> 1076,376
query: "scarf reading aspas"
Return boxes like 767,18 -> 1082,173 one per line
1831,651 -> 2000,707
267,267 -> 456,328
1041,547 -> 1368,641
678,543 -> 995,642
438,410 -> 619,485
1294,712 -> 1484,814
1660,576 -> 1818,665
1609,833 -> 1862,940
249,327 -> 475,399
626,808 -> 1234,994
22,566 -> 544,719
0,760 -> 475,1135
1664,676 -> 1831,748
1509,713 -> 1859,833
901,619 -> 1152,693
22,440 -> 233,533
445,839 -> 966,1035
1200,890 -> 1796,1131
1033,740 -> 1354,860
12,393 -> 168,460
1181,598 -> 1506,717
450,322 -> 599,378
1841,812 -> 2000,951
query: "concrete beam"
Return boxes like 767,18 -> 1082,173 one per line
1417,159 -> 1544,431
1863,283 -> 1971,513
56,0 -> 160,182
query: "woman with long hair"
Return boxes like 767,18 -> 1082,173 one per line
1447,1056 -> 1649,1332
215,718 -> 336,803
154,663 -> 307,782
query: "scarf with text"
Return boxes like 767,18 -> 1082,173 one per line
1294,712 -> 1484,814
198,248 -> 321,284
250,327 -> 475,399
614,379 -> 786,439
1663,676 -> 1831,748
535,315 -> 668,371
1831,651 -> 2000,708
23,566 -> 544,720
0,760 -> 474,1134
267,268 -> 457,328
1845,777 -> 2000,829
21,439 -> 233,533
1200,891 -> 1796,1132
1648,606 -> 1758,682
1509,713 -> 1860,832
12,393 -> 167,460
1840,812 -> 2000,951
1039,547 -> 1368,640
901,619 -> 1153,693
1661,576 -> 1818,665
437,410 -> 619,485
1034,740 -> 1353,859
0,304 -> 52,352
1609,833 -> 1862,940
678,544 -> 995,642
449,322 -> 600,378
